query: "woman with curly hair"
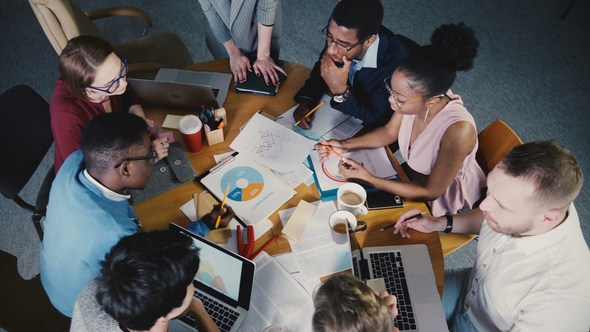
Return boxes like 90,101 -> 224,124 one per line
316,23 -> 486,217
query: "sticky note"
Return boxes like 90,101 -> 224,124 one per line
162,114 -> 183,130
281,200 -> 316,241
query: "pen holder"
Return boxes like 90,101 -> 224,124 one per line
205,107 -> 227,146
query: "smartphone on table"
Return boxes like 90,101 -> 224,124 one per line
365,190 -> 405,210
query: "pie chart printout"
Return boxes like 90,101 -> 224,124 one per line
220,166 -> 264,202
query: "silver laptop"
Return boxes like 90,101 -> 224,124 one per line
168,223 -> 255,332
350,234 -> 448,332
127,77 -> 221,110
155,68 -> 232,107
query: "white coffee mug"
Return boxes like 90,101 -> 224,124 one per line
337,183 -> 369,216
328,210 -> 367,235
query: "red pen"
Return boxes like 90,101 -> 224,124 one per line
249,235 -> 279,260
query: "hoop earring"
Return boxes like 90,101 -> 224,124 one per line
424,107 -> 430,122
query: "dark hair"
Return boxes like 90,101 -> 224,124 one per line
497,141 -> 583,208
59,35 -> 115,100
80,112 -> 148,174
330,0 -> 383,41
397,22 -> 479,98
312,274 -> 394,332
96,230 -> 201,331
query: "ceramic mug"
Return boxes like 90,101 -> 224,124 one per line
337,183 -> 369,216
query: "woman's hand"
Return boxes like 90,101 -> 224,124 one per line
337,158 -> 372,182
151,136 -> 169,160
229,52 -> 252,84
253,56 -> 287,85
315,140 -> 347,163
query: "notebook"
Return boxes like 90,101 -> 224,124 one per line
127,77 -> 221,110
349,234 -> 448,332
156,68 -> 232,107
168,223 -> 256,332
235,60 -> 287,96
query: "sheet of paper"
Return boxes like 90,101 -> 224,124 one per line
200,153 -> 296,225
276,94 -> 364,141
279,201 -> 352,280
269,163 -> 314,189
214,151 -> 236,164
230,112 -> 315,172
309,147 -> 398,193
238,252 -> 313,332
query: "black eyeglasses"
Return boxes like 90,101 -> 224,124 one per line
321,25 -> 372,52
88,55 -> 129,94
114,150 -> 158,169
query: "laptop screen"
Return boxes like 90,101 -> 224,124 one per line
169,222 -> 255,310
191,237 -> 242,302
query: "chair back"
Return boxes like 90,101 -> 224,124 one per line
29,0 -> 102,54
0,86 -> 54,200
0,250 -> 70,331
476,119 -> 523,175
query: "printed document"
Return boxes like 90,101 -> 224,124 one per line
230,112 -> 315,173
276,94 -> 363,141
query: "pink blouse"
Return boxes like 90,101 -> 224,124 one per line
398,91 -> 486,216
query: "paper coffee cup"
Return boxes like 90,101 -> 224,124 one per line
178,115 -> 203,152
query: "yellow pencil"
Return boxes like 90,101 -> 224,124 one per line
215,184 -> 230,229
294,101 -> 324,126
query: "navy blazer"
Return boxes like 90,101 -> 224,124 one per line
294,26 -> 410,126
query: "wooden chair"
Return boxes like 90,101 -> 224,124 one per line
440,120 -> 523,256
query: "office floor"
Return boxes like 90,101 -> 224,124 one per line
0,1 -> 589,328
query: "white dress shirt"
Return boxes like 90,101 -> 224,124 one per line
465,204 -> 590,331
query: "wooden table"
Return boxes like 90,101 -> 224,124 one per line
134,59 -> 445,296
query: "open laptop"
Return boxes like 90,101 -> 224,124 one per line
350,234 -> 448,332
127,77 -> 221,110
168,223 -> 256,332
155,68 -> 232,107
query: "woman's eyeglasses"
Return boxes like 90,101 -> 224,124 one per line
88,55 -> 129,94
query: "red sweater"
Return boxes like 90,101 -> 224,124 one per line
50,79 -> 141,172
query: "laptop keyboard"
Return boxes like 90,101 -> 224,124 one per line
179,290 -> 239,332
212,88 -> 219,98
370,251 -> 417,332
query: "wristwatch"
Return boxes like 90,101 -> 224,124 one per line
444,215 -> 453,233
332,86 -> 350,103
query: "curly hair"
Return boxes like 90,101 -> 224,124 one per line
397,22 -> 479,98
330,0 -> 383,41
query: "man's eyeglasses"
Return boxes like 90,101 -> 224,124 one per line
114,150 -> 158,169
88,55 -> 129,94
384,77 -> 444,109
321,25 -> 372,52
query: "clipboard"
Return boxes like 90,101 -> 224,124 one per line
198,152 -> 296,226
